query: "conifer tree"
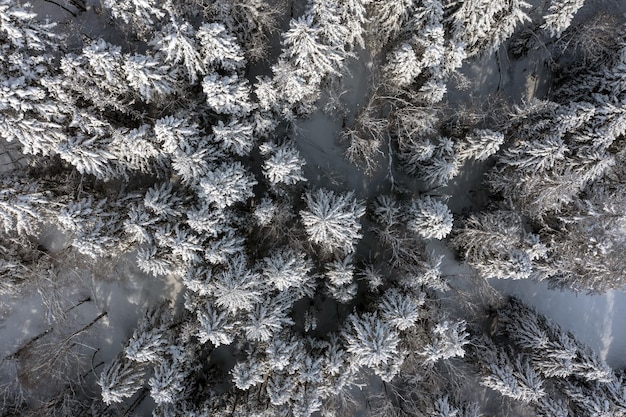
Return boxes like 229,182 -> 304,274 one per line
406,195 -> 453,240
300,188 -> 365,255
98,355 -> 145,405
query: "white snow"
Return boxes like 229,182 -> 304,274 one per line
489,279 -> 626,369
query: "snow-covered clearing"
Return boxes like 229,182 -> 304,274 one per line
490,279 -> 626,369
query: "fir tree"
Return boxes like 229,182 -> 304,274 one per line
260,141 -> 307,187
542,0 -> 586,38
406,196 -> 453,240
98,355 -> 145,405
343,312 -> 401,370
300,188 -> 365,255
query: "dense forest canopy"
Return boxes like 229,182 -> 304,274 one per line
0,0 -> 625,416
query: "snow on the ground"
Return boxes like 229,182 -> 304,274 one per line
429,238 -> 626,370
489,278 -> 626,370
0,246 -> 182,410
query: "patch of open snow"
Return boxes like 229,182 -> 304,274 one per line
489,279 -> 626,369
429,238 -> 626,370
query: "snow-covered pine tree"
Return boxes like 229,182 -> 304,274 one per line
211,118 -> 255,156
433,396 -> 460,417
371,194 -> 424,268
449,0 -> 531,56
406,195 -> 453,240
308,0 -> 350,50
149,354 -> 188,405
413,250 -> 449,291
300,188 -> 365,255
542,0 -> 586,38
384,41 -> 424,87
498,297 -> 615,382
260,141 -> 307,187
155,226 -> 202,268
325,255 -> 358,303
151,20 -> 204,83
153,115 -> 200,156
101,0 -> 165,37
452,210 -> 549,280
378,288 -> 423,331
198,161 -> 257,209
535,392 -> 571,417
207,254 -> 262,314
479,346 -> 546,403
204,229 -> 246,265
136,244 -> 174,277
368,0 -> 415,50
261,247 -> 313,292
231,358 -> 266,390
196,22 -> 246,72
410,137 -> 461,188
125,303 -> 170,363
563,379 -> 620,416
343,312 -> 401,371
267,59 -> 320,117
203,73 -> 253,116
281,14 -> 344,82
0,176 -> 49,236
421,319 -> 469,363
108,125 -> 165,177
545,188 -> 626,291
123,53 -> 176,104
206,0 -> 283,62
98,355 -> 145,405
58,39 -> 134,115
196,303 -> 238,347
456,129 -> 505,162
244,297 -> 295,342
57,197 -> 125,258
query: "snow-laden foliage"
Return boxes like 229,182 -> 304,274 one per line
197,22 -> 246,71
0,177 -> 48,235
453,210 -> 549,280
244,298 -> 295,342
102,0 -> 165,35
57,197 -> 123,258
343,312 -> 401,370
211,118 -> 255,156
282,14 -> 344,81
125,303 -> 170,363
433,396 -> 460,417
480,349 -> 546,403
542,0 -> 586,38
202,74 -> 252,116
378,288 -> 423,331
231,359 -> 265,390
124,53 -> 176,103
325,255 -> 358,303
407,196 -> 453,240
450,0 -> 531,55
199,162 -> 257,209
261,247 -> 313,291
260,141 -> 307,187
421,319 -> 469,363
4,0 -> 625,415
149,355 -> 188,405
98,355 -> 145,405
151,21 -> 204,83
196,303 -> 237,347
457,129 -> 505,162
300,188 -> 365,255
208,254 -> 262,314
